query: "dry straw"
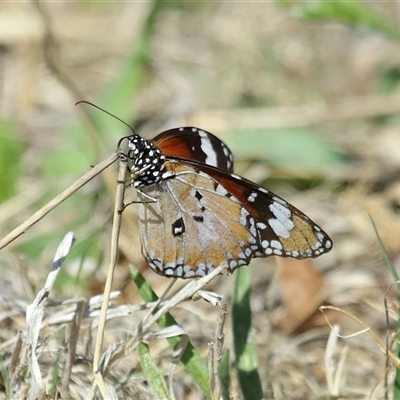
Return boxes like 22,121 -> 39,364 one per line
1,149 -> 227,399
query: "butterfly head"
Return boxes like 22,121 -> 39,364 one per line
127,134 -> 166,187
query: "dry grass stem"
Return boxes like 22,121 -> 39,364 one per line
325,325 -> 348,397
169,329 -> 188,400
102,266 -> 227,376
320,305 -> 400,368
25,232 -> 75,400
93,154 -> 128,399
0,153 -> 119,250
140,278 -> 178,334
209,302 -> 228,400
61,300 -> 85,397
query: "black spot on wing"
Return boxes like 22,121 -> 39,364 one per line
195,190 -> 203,201
172,217 -> 185,236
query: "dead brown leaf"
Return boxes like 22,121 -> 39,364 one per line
274,257 -> 337,334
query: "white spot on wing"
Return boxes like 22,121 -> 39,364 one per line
268,218 -> 291,239
248,192 -> 257,202
271,240 -> 282,250
231,173 -> 242,181
240,207 -> 250,226
317,232 -> 325,242
248,236 -> 256,245
272,196 -> 287,205
270,201 -> 291,219
183,265 -> 195,277
216,184 -> 228,196
269,201 -> 295,232
229,260 -> 237,269
196,265 -> 206,277
199,129 -> 218,167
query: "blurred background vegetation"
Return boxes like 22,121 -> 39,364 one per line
1,1 -> 400,399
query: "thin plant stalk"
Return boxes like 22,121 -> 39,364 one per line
93,155 -> 128,398
0,153 -> 119,250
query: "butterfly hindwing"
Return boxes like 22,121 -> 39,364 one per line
137,161 -> 257,277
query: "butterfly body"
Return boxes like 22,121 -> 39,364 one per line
125,127 -> 332,278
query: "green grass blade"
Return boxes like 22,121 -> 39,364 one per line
218,350 -> 231,400
278,0 -> 400,43
130,267 -> 211,399
0,119 -> 21,203
226,127 -> 342,175
51,0 -> 168,175
98,0 -> 167,129
0,354 -> 10,398
138,342 -> 173,400
232,266 -> 263,400
369,216 -> 400,398
369,216 -> 400,287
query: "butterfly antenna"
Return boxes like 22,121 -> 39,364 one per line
75,100 -> 137,146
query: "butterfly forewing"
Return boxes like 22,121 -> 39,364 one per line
184,161 -> 333,259
153,127 -> 234,172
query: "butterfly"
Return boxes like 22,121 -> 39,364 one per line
123,126 -> 332,279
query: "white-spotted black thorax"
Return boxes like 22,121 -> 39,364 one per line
127,134 -> 166,187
